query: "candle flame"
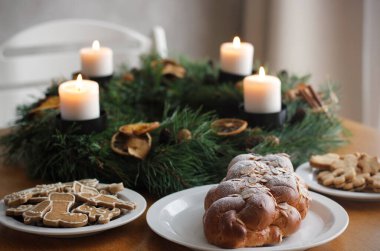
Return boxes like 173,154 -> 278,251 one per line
76,74 -> 83,92
92,40 -> 100,50
259,67 -> 265,77
232,36 -> 240,48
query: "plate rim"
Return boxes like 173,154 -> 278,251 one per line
296,162 -> 380,201
146,184 -> 349,251
0,187 -> 147,237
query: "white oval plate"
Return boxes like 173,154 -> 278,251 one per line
147,185 -> 348,251
0,188 -> 146,238
296,162 -> 380,201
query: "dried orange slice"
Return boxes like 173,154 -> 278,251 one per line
110,132 -> 152,160
119,122 -> 160,136
162,63 -> 186,78
151,59 -> 186,79
211,118 -> 248,136
30,96 -> 60,114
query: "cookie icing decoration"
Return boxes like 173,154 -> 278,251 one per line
6,204 -> 34,216
43,193 -> 88,228
73,204 -> 121,224
4,182 -> 65,207
72,181 -> 99,195
96,183 -> 125,195
76,193 -> 136,210
23,200 -> 52,225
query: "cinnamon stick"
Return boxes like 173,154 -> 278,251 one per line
306,85 -> 323,107
299,88 -> 319,109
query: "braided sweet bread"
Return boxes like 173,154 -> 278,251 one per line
203,153 -> 311,248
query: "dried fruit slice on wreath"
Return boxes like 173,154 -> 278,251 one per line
162,62 -> 186,79
119,122 -> 160,136
151,59 -> 186,79
30,96 -> 60,114
111,132 -> 152,160
211,118 -> 248,136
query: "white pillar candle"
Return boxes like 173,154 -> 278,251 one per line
243,67 -> 282,113
220,36 -> 254,76
59,74 -> 100,121
80,40 -> 113,77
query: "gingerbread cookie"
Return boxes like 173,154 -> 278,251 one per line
6,204 -> 34,216
343,173 -> 368,191
43,193 -> 88,228
4,182 -> 64,207
34,182 -> 65,195
310,152 -> 380,193
72,181 -> 99,195
62,179 -> 99,192
317,170 -> 343,187
23,200 -> 52,225
316,155 -> 360,190
309,153 -> 340,169
368,173 -> 380,192
77,179 -> 99,187
107,183 -> 124,194
4,179 -> 136,228
73,204 -> 121,224
28,197 -> 48,204
99,190 -> 111,195
358,154 -> 380,175
96,183 -> 124,195
76,193 -> 136,210
4,191 -> 34,207
330,154 -> 357,182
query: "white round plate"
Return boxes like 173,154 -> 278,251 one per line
296,162 -> 380,201
147,185 -> 348,251
0,188 -> 146,238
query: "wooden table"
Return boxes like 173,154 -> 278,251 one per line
0,119 -> 379,251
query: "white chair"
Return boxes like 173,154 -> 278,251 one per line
0,19 -> 167,128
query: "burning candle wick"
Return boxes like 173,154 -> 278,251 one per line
232,36 -> 241,48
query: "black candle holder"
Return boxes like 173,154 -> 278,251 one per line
218,70 -> 247,83
218,68 -> 257,83
56,110 -> 107,134
239,104 -> 287,130
72,72 -> 113,87
89,74 -> 113,87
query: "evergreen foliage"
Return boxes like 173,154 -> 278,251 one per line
0,55 -> 347,196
